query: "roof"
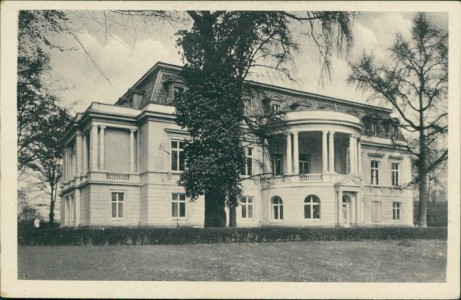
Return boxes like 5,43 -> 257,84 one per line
120,61 -> 392,114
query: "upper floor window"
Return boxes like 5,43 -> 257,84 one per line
171,140 -> 185,171
299,154 -> 311,174
241,147 -> 253,176
391,162 -> 400,186
172,193 -> 186,218
371,160 -> 380,185
111,192 -> 125,219
304,195 -> 320,219
241,196 -> 254,219
272,154 -> 283,175
393,202 -> 401,220
271,196 -> 283,220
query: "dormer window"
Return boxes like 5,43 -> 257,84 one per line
164,76 -> 186,101
173,86 -> 185,97
370,123 -> 377,135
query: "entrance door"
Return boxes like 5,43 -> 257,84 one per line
342,195 -> 351,227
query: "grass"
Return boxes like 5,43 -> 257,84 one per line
18,239 -> 446,282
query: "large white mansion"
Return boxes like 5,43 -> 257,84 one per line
60,62 -> 414,228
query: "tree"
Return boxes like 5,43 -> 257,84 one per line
17,10 -> 72,225
348,13 -> 448,227
174,11 -> 354,227
26,104 -> 72,225
17,10 -> 68,170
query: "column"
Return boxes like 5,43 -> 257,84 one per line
322,131 -> 328,173
328,131 -> 335,173
75,189 -> 81,226
90,124 -> 98,171
75,131 -> 82,178
293,131 -> 299,175
353,135 -> 358,174
349,135 -> 355,174
286,133 -> 292,174
129,129 -> 136,172
356,191 -> 361,225
337,191 -> 342,226
99,125 -> 106,170
63,147 -> 67,182
82,133 -> 88,175
357,138 -> 362,175
351,194 -> 356,224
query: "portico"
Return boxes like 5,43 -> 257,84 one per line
281,129 -> 362,178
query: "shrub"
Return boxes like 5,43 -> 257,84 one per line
18,226 -> 447,246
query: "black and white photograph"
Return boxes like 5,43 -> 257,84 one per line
1,1 -> 460,299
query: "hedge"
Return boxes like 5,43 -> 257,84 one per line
18,226 -> 447,246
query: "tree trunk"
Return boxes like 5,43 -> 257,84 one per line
417,130 -> 429,227
417,86 -> 428,227
204,188 -> 226,227
229,205 -> 237,227
49,186 -> 55,226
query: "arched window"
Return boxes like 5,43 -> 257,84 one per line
271,196 -> 283,220
304,195 -> 320,219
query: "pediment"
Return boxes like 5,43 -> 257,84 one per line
337,176 -> 362,187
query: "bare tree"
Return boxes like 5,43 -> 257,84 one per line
349,13 -> 448,227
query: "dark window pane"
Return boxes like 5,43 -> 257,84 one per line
179,151 -> 185,171
118,193 -> 124,202
314,205 -> 320,218
274,207 -> 278,219
112,203 -> 117,218
118,203 -> 124,217
179,203 -> 186,217
242,205 -> 247,218
172,202 -> 178,217
172,152 -> 178,170
305,205 -> 311,218
247,158 -> 252,175
248,205 -> 253,218
280,206 -> 283,219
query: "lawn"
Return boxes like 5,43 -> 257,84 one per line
18,239 -> 446,282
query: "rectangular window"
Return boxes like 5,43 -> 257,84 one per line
111,192 -> 125,219
272,154 -> 283,175
241,196 -> 254,219
172,193 -> 186,218
242,147 -> 253,176
371,160 -> 380,185
299,154 -> 310,174
371,201 -> 381,222
171,140 -> 185,171
393,202 -> 401,220
271,103 -> 280,114
391,163 -> 400,186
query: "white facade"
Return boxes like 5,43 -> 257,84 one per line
60,62 -> 414,228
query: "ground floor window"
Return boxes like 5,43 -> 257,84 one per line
65,195 -> 74,226
271,196 -> 283,220
371,201 -> 381,222
111,192 -> 125,219
241,196 -> 254,219
172,193 -> 186,218
393,202 -> 401,220
304,194 -> 320,219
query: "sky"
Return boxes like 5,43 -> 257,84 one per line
45,11 -> 448,114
